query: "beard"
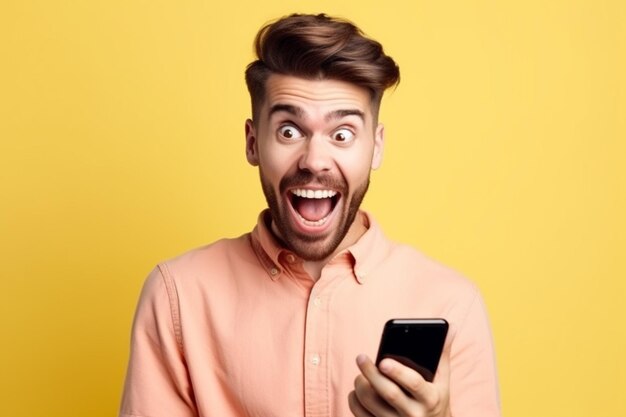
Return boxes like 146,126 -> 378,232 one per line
260,168 -> 370,261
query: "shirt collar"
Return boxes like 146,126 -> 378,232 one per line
250,210 -> 288,280
346,212 -> 393,284
250,209 -> 394,283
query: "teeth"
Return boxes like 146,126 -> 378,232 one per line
291,189 -> 337,199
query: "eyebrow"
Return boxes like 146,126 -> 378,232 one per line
268,104 -> 305,119
268,104 -> 365,123
325,109 -> 365,123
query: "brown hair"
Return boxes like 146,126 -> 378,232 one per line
245,13 -> 400,122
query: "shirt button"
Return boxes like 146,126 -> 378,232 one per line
311,354 -> 321,366
286,254 -> 296,263
270,267 -> 278,276
313,297 -> 322,307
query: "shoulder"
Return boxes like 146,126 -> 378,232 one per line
155,233 -> 255,284
377,242 -> 483,323
361,213 -> 477,294
388,243 -> 477,292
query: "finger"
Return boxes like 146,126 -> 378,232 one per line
353,374 -> 397,417
378,357 -> 436,407
356,354 -> 412,414
348,390 -> 376,417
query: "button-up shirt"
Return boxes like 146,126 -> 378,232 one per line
120,211 -> 500,417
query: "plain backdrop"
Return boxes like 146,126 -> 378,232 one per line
1,1 -> 624,416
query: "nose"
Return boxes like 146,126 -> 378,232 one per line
298,135 -> 332,173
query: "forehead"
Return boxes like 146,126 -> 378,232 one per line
262,74 -> 373,120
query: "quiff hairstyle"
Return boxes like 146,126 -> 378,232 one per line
245,13 -> 400,123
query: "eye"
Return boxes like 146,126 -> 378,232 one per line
332,128 -> 355,143
278,124 -> 304,140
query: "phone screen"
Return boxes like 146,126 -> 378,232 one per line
375,319 -> 448,382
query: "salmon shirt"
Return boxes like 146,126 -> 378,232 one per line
120,211 -> 500,417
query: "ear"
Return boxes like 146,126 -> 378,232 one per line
371,123 -> 385,170
245,119 -> 259,166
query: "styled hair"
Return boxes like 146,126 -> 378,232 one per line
245,13 -> 400,122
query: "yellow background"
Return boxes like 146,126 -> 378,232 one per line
1,1 -> 624,416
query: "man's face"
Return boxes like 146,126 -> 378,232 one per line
245,74 -> 384,261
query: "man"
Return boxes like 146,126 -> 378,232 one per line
120,13 -> 500,417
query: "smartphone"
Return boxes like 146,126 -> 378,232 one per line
375,318 -> 449,382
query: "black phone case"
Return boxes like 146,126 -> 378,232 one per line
375,319 -> 449,382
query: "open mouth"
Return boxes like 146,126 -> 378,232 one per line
288,188 -> 340,227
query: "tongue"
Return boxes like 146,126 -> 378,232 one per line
293,197 -> 333,222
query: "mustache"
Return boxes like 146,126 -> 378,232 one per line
279,170 -> 347,194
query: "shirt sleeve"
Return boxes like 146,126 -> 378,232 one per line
119,266 -> 197,417
449,289 -> 501,417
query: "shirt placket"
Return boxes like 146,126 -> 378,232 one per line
302,269 -> 335,417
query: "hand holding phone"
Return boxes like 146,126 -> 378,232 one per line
349,321 -> 452,417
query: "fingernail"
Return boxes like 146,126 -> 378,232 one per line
379,358 -> 393,373
356,354 -> 367,365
